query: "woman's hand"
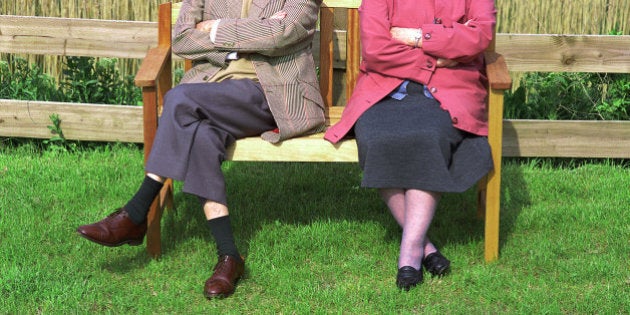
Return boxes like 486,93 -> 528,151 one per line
437,58 -> 459,68
390,27 -> 422,47
390,27 -> 458,67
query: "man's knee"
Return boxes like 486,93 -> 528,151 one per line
161,85 -> 203,124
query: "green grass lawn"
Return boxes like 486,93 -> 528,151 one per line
1,143 -> 628,313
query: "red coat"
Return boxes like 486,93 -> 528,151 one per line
324,0 -> 496,143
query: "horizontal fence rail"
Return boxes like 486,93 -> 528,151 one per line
0,100 -> 143,143
497,34 -> 630,73
0,15 -> 155,59
2,100 -> 629,158
2,15 -> 630,72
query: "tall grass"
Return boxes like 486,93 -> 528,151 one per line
496,0 -> 630,34
0,0 -> 166,20
3,0 -> 629,33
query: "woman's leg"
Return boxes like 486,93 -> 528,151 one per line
397,189 -> 440,269
379,188 -> 440,262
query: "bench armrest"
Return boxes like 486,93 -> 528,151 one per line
134,46 -> 172,88
484,51 -> 512,91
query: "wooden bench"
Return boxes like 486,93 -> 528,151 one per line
134,1 -> 512,262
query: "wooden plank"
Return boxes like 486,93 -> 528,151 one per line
227,132 -> 358,162
226,106 -> 357,161
502,120 -> 630,158
496,33 -> 630,73
0,14 -> 348,69
2,101 -> 629,158
485,52 -> 512,90
3,14 -> 630,75
319,6 -> 335,107
0,15 -> 155,59
345,8 -> 360,101
483,88 -> 505,262
0,100 -> 143,143
135,46 -> 171,87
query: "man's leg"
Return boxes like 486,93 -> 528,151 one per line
77,79 -> 275,298
76,173 -> 165,247
202,200 -> 244,298
144,80 -> 275,299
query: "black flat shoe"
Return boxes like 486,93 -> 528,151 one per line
422,251 -> 451,277
396,266 -> 423,291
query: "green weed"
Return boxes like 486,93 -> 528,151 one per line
0,56 -> 142,105
505,72 -> 630,120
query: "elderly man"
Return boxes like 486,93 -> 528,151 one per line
77,0 -> 324,299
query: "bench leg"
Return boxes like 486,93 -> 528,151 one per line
145,179 -> 173,258
145,199 -> 163,258
483,87 -> 505,262
483,169 -> 500,262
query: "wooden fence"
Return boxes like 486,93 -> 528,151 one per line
1,14 -> 629,158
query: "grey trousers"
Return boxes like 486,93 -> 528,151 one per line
145,79 -> 276,206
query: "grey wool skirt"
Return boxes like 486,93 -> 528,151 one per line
354,82 -> 493,193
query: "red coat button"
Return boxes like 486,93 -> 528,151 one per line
452,117 -> 459,124
424,33 -> 432,40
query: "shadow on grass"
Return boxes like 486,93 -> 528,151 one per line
155,160 -> 530,261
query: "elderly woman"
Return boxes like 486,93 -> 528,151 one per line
325,0 -> 497,290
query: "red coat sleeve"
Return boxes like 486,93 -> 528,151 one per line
421,0 -> 496,63
358,0 -> 436,84
358,0 -> 496,80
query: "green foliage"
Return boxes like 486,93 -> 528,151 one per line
607,29 -> 623,36
174,67 -> 185,85
59,57 -> 141,105
0,58 -> 62,101
505,72 -> 630,120
0,56 -> 142,105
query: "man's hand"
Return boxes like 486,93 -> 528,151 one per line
269,10 -> 287,20
196,19 -> 216,32
196,10 -> 285,33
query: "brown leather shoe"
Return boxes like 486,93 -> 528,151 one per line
204,255 -> 245,299
77,208 -> 147,247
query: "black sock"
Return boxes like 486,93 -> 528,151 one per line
124,176 -> 164,225
207,216 -> 241,260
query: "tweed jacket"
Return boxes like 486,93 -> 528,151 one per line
173,0 -> 325,143
324,0 -> 496,143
